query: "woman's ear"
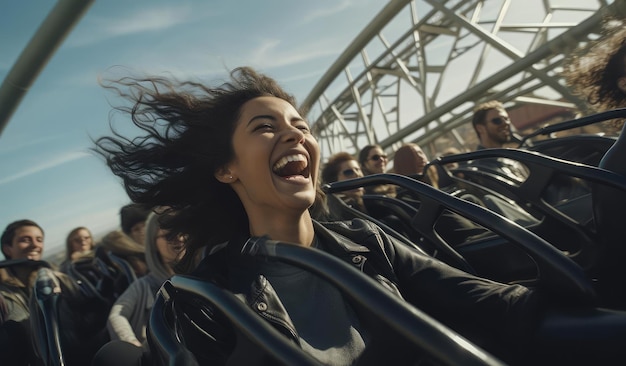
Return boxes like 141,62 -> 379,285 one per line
215,167 -> 236,183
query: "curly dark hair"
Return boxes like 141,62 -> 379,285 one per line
563,20 -> 626,112
93,67 -> 301,272
321,152 -> 356,185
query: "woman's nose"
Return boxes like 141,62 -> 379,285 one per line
283,129 -> 305,144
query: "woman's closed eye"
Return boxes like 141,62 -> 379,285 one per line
295,122 -> 311,133
253,122 -> 275,132
253,121 -> 310,134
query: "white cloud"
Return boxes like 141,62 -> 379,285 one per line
0,150 -> 90,185
102,7 -> 193,36
247,38 -> 340,69
301,0 -> 353,24
67,5 -> 197,47
0,134 -> 67,155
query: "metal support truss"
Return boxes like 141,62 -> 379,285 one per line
303,0 -> 626,162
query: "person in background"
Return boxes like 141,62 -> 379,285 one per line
0,219 -> 108,365
358,144 -> 396,196
107,211 -> 185,349
321,151 -> 416,240
469,100 -> 529,182
99,203 -> 151,277
0,220 -> 46,365
392,143 -> 485,246
59,226 -> 95,273
321,152 -> 366,212
90,66 -> 558,365
471,100 -> 515,150
121,203 -> 151,248
392,143 -> 438,187
439,146 -> 462,171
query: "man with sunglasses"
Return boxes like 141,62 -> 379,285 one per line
471,100 -> 514,149
468,100 -> 529,182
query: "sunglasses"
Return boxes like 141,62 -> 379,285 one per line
490,116 -> 510,125
156,233 -> 187,242
342,168 -> 358,177
369,154 -> 388,161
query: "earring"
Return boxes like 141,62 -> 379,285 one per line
229,176 -> 233,180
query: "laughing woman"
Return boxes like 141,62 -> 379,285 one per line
92,67 -> 548,365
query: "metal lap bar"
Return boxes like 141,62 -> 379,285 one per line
327,193 -> 428,255
360,192 -> 475,274
149,288 -> 199,366
150,277 -> 322,366
519,108 -> 626,146
324,173 -> 596,302
242,237 -> 505,366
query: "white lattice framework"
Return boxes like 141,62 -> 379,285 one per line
303,0 -> 626,162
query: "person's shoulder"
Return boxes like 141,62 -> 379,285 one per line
0,268 -> 22,291
99,230 -> 144,254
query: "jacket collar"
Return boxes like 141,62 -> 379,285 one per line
312,220 -> 370,256
193,220 -> 371,281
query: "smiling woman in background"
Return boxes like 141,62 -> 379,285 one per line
59,226 -> 95,273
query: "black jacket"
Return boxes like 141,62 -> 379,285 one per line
186,219 -> 542,363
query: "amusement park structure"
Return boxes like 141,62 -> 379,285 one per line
302,0 -> 625,162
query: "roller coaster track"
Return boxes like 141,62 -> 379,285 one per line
303,0 -> 626,161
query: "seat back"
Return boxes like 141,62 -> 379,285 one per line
66,246 -> 136,305
592,121 -> 626,306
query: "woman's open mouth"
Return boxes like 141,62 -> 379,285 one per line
272,154 -> 310,180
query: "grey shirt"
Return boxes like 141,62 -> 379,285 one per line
232,238 -> 367,366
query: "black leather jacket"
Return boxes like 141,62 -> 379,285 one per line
188,219 -> 542,363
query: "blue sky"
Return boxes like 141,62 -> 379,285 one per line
0,0 -> 386,257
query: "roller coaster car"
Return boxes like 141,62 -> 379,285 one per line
147,163 -> 626,365
428,108 -> 626,308
146,234 -> 626,366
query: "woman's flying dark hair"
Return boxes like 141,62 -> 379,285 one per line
93,67 -> 299,272
563,20 -> 626,112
